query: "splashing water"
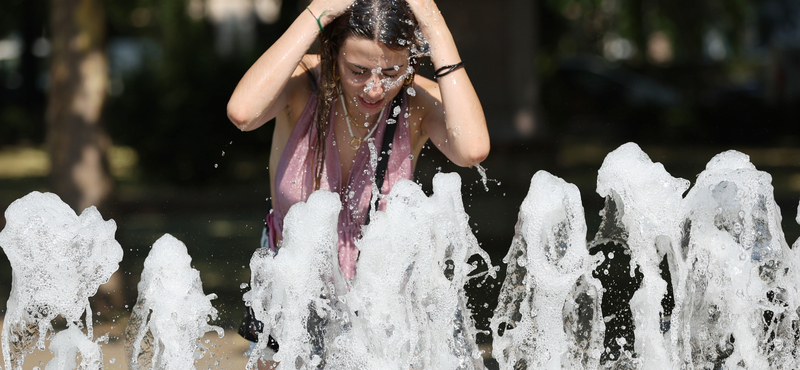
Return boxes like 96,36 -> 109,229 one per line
0,191 -> 123,370
491,171 -> 605,369
492,142 -> 800,369
475,164 -> 490,192
245,173 -> 495,369
5,142 -> 800,370
124,234 -> 223,370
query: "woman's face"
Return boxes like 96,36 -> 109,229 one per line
337,37 -> 412,118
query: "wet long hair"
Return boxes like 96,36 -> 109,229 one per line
310,0 -> 422,188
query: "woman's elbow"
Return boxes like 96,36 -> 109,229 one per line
227,102 -> 256,131
458,140 -> 490,168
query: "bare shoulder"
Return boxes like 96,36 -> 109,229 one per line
413,74 -> 442,102
286,55 -> 321,102
283,55 -> 321,122
296,54 -> 321,77
405,75 -> 444,153
407,75 -> 444,130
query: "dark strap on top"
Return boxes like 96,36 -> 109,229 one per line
365,93 -> 403,225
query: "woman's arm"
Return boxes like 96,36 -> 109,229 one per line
226,0 -> 352,131
406,0 -> 490,167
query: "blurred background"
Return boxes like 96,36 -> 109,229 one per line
1,0 -> 800,361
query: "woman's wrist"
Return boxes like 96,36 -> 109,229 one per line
421,21 -> 461,70
305,6 -> 335,31
306,1 -> 345,29
304,6 -> 327,31
407,3 -> 460,69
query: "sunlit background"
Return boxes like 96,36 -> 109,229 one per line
1,0 -> 800,365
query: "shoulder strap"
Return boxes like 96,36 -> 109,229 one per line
299,59 -> 318,92
365,93 -> 403,225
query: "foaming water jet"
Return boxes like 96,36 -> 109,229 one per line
492,143 -> 800,369
4,143 -> 800,370
0,191 -> 123,370
245,173 -> 495,369
124,234 -> 223,370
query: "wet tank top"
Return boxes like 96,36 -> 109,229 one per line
267,91 -> 414,279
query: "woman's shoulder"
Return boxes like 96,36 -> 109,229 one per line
279,55 -> 322,127
409,75 -> 442,107
297,54 -> 321,75
286,55 -> 322,106
405,74 -> 444,122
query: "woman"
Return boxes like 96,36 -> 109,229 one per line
227,0 -> 488,366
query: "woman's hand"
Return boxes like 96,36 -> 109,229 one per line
404,0 -> 442,26
307,0 -> 356,23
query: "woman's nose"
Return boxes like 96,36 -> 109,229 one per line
364,74 -> 386,97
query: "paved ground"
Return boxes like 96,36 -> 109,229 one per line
0,321 -> 252,370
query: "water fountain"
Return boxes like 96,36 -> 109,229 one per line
245,173 -> 494,369
0,192 -> 123,370
124,234 -> 223,370
2,142 -> 800,370
491,143 -> 800,369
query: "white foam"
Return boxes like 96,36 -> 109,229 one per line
245,173 -> 493,369
678,149 -> 799,369
597,143 -> 689,367
245,190 -> 344,369
125,234 -> 222,370
491,144 -> 800,369
46,326 -> 105,370
491,171 -> 604,369
0,191 -> 122,369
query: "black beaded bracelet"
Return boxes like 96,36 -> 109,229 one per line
433,62 -> 465,80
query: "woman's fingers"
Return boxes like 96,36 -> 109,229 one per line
404,0 -> 441,25
309,0 -> 356,18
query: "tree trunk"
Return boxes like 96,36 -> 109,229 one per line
46,0 -> 112,213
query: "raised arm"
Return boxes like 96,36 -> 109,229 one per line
227,0 -> 353,131
407,0 -> 490,167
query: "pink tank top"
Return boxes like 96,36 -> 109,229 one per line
267,91 -> 414,279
